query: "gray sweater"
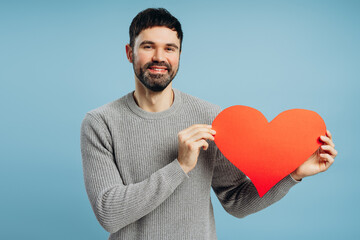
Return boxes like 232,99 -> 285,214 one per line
80,89 -> 299,240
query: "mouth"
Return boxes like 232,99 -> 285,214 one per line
148,66 -> 168,74
147,65 -> 169,74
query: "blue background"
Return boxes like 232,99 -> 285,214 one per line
1,0 -> 359,239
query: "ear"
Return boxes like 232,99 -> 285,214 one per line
125,44 -> 133,63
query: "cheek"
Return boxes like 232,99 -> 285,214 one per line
134,51 -> 151,65
169,57 -> 180,69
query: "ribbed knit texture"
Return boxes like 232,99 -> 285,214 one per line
80,89 -> 299,240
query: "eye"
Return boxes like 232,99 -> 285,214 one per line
143,45 -> 152,49
166,47 -> 176,52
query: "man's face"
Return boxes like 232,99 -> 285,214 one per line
128,26 -> 181,92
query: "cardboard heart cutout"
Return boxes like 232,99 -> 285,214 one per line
212,106 -> 326,197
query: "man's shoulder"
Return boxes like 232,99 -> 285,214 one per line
177,89 -> 222,119
84,93 -> 130,122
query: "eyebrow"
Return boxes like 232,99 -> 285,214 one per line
139,41 -> 179,50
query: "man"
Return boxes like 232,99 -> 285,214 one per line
80,8 -> 337,240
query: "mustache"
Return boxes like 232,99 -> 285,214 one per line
144,61 -> 171,70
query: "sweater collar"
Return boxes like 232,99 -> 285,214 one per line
126,88 -> 182,120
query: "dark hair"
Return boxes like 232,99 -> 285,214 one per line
129,8 -> 183,50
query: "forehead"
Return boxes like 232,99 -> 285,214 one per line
135,26 -> 180,46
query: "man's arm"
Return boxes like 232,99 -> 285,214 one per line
212,130 -> 337,218
80,113 -> 188,233
211,150 -> 300,218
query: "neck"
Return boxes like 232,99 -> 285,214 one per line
133,80 -> 174,112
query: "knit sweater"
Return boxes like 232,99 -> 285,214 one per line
80,89 -> 299,240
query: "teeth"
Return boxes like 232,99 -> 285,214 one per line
152,68 -> 165,71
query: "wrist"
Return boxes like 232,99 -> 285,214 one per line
178,161 -> 191,174
290,171 -> 303,181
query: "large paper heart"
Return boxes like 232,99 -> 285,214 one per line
212,106 -> 326,197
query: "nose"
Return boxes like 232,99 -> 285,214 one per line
152,48 -> 165,62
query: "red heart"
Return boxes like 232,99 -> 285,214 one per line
212,106 -> 326,197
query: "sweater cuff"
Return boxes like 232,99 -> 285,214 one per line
289,173 -> 302,183
159,159 -> 189,192
277,174 -> 301,192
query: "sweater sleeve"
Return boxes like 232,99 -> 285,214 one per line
211,150 -> 299,218
80,113 -> 188,233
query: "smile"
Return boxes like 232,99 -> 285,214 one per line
148,67 -> 168,73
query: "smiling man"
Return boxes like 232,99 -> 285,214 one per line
80,8 -> 337,240
129,27 -> 180,92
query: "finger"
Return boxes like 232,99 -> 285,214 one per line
190,127 -> 216,136
320,145 -> 338,158
326,130 -> 332,140
320,135 -> 335,148
180,129 -> 215,144
319,153 -> 335,167
181,127 -> 215,140
178,125 -> 214,142
180,124 -> 214,136
187,131 -> 215,143
185,124 -> 212,133
195,139 -> 209,151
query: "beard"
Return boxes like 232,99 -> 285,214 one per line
133,60 -> 179,92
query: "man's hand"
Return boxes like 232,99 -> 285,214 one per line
291,130 -> 338,181
177,124 -> 216,173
